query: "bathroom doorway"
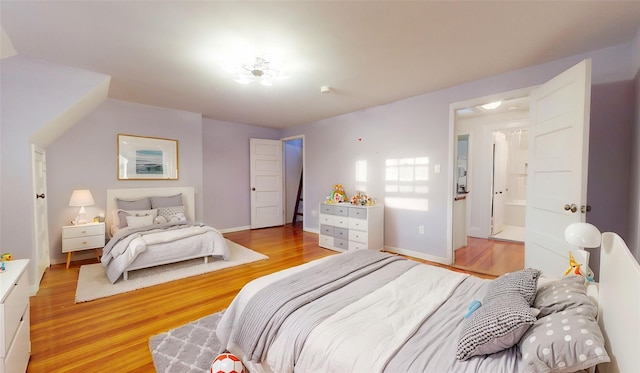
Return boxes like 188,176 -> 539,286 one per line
489,128 -> 528,242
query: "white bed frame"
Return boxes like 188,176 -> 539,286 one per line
106,186 -> 196,233
598,232 -> 640,373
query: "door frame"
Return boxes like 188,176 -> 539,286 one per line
31,143 -> 50,294
282,135 -> 305,227
448,86 -> 535,265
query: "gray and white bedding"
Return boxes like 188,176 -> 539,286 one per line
218,250 -> 608,373
101,221 -> 228,283
217,250 -> 520,373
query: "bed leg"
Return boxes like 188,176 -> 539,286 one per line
204,256 -> 209,264
124,271 -> 128,281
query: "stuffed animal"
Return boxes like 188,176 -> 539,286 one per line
564,251 -> 594,281
327,184 -> 348,204
1,253 -> 12,261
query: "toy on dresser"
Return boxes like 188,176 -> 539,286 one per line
325,184 -> 348,204
0,252 -> 11,272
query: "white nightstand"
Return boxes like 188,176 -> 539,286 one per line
62,222 -> 105,268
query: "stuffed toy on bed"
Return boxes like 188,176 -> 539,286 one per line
564,251 -> 594,282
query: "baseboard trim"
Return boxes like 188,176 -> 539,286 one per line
383,245 -> 450,265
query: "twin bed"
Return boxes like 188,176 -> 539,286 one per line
216,231 -> 639,373
102,187 -> 228,283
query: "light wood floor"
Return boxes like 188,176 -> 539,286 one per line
453,236 -> 525,276
28,226 -> 512,372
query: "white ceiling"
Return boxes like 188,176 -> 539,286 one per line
2,1 -> 639,129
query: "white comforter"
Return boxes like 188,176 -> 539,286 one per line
101,222 -> 228,283
218,251 -> 521,373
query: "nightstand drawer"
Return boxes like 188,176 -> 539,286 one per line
63,235 -> 104,252
63,224 -> 104,239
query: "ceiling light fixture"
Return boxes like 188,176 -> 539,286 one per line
231,56 -> 284,86
479,101 -> 502,110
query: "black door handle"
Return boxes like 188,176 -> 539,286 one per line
36,193 -> 45,199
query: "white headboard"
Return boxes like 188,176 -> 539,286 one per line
598,232 -> 640,373
106,187 -> 196,231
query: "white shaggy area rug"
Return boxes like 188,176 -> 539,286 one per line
75,240 -> 267,303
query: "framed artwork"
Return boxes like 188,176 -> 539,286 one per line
117,134 -> 178,180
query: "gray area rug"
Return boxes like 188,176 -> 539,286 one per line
75,239 -> 268,303
149,311 -> 225,373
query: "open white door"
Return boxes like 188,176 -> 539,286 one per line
32,144 -> 50,289
491,132 -> 507,236
250,138 -> 284,229
525,59 -> 591,277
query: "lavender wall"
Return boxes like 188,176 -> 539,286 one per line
587,81 -> 634,238
0,55 -> 110,283
46,99 -> 203,264
201,118 -> 280,230
282,43 -> 637,262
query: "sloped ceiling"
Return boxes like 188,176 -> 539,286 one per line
2,1 -> 639,128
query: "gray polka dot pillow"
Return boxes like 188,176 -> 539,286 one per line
534,275 -> 596,318
519,307 -> 609,373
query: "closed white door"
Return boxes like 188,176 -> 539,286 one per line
525,59 -> 591,277
31,144 -> 50,287
250,138 -> 284,229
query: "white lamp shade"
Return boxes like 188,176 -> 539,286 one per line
68,189 -> 95,207
564,222 -> 601,248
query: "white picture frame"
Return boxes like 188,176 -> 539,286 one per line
117,134 -> 178,180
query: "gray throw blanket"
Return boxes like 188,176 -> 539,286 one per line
231,250 -> 409,362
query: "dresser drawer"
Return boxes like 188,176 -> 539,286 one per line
349,207 -> 367,219
349,241 -> 369,251
332,215 -> 349,228
333,227 -> 348,240
333,205 -> 349,217
63,224 -> 104,239
333,238 -> 349,250
319,235 -> 334,247
320,224 -> 334,236
320,204 -> 335,215
63,235 -> 104,252
319,214 -> 335,226
4,305 -> 30,373
349,218 -> 368,231
1,270 -> 29,357
349,230 -> 368,244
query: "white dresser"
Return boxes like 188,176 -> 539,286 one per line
319,202 -> 384,252
0,259 -> 30,373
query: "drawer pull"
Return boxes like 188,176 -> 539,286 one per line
82,241 -> 87,244
82,230 -> 87,233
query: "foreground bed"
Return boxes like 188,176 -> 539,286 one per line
217,232 -> 639,373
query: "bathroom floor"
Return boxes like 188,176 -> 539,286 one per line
490,225 -> 525,242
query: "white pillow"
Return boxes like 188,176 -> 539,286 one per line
117,208 -> 158,228
125,214 -> 154,229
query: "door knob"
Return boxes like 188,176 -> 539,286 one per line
36,193 -> 45,199
251,187 -> 256,191
581,205 -> 592,213
563,203 -> 577,213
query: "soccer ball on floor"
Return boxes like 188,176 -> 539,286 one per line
210,352 -> 245,373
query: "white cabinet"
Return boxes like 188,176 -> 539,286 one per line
0,259 -> 30,373
319,203 -> 383,252
62,222 -> 105,268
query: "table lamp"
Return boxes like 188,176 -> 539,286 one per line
69,189 -> 95,224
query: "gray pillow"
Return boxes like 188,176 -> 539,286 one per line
457,296 -> 538,360
534,275 -> 596,318
117,197 -> 151,210
151,193 -> 183,208
485,268 -> 541,306
519,308 -> 609,373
